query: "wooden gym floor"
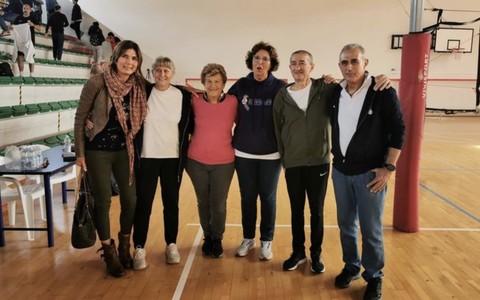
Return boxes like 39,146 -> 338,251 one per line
0,116 -> 479,299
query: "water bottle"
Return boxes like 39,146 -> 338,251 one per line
64,135 -> 72,152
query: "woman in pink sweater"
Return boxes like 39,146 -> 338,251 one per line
186,63 -> 237,258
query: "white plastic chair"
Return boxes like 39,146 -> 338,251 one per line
33,144 -> 77,204
0,156 -> 46,241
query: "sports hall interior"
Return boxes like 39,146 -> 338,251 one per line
0,0 -> 479,299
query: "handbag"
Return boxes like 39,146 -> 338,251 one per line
71,169 -> 97,248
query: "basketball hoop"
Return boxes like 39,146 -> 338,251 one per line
450,48 -> 464,60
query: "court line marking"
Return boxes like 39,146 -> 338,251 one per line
172,227 -> 203,300
174,221 -> 479,297
420,183 -> 480,224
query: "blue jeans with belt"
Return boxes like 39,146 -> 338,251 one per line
235,156 -> 282,242
332,167 -> 386,280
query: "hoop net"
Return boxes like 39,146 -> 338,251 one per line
450,48 -> 464,60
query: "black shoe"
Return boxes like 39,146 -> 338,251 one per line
363,278 -> 382,300
335,268 -> 361,288
211,239 -> 223,258
283,252 -> 307,271
202,236 -> 212,256
310,254 -> 325,274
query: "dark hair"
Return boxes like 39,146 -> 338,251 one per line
245,41 -> 279,72
108,32 -> 115,37
109,40 -> 144,79
54,5 -> 61,10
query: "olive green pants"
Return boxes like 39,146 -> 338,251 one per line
85,150 -> 136,241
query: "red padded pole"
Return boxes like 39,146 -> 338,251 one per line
393,33 -> 431,232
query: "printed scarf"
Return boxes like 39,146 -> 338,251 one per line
103,68 -> 147,184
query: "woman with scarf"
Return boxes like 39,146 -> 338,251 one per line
74,40 -> 147,278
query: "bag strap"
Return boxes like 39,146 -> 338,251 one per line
74,169 -> 92,208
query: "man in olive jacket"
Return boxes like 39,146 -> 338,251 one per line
273,50 -> 336,274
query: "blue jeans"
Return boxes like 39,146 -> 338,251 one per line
332,167 -> 386,280
0,11 -> 19,32
235,157 -> 281,242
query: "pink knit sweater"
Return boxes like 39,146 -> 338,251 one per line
187,94 -> 238,165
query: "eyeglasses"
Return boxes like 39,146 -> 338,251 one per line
253,56 -> 271,62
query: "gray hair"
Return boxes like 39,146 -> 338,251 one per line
339,43 -> 366,62
291,50 -> 313,64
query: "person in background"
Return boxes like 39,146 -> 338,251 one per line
132,56 -> 192,270
45,5 -> 68,61
186,63 -> 237,259
32,0 -> 43,22
12,2 -> 39,77
46,0 -> 57,18
331,43 -> 405,300
227,41 -> 285,261
74,40 -> 147,278
88,21 -> 105,66
106,32 -> 120,51
0,0 -> 26,37
70,0 -> 82,39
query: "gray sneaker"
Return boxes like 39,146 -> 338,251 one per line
166,243 -> 181,264
235,238 -> 255,257
258,241 -> 273,260
133,246 -> 147,270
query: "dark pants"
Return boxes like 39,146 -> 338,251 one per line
70,21 -> 82,39
186,158 -> 235,240
235,156 -> 281,241
133,158 -> 181,247
51,32 -> 65,60
85,150 -> 137,241
285,164 -> 330,255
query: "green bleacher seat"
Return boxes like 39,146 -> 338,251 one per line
54,78 -> 65,84
0,106 -> 13,119
23,77 -> 36,85
38,103 -> 51,112
44,136 -> 61,146
25,104 -> 40,114
30,139 -> 48,146
0,76 -> 12,84
34,77 -> 46,84
49,102 -> 61,111
68,100 -> 79,108
11,77 -> 24,84
44,77 -> 56,84
11,105 -> 27,116
59,101 -> 71,109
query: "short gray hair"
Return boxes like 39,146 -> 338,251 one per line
339,43 -> 366,62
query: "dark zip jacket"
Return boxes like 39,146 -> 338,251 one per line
228,72 -> 285,155
330,77 -> 405,175
134,83 -> 193,182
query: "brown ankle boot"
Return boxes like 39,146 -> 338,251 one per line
117,232 -> 133,269
98,239 -> 125,278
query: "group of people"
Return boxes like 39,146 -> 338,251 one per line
74,39 -> 405,300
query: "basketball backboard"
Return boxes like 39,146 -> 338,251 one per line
434,27 -> 474,53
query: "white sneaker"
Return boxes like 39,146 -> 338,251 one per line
235,238 -> 255,257
166,243 -> 181,264
133,246 -> 147,270
259,241 -> 273,260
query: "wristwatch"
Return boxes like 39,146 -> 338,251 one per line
384,163 -> 396,172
